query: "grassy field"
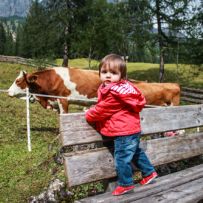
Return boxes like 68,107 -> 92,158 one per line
0,60 -> 202,202
57,58 -> 203,87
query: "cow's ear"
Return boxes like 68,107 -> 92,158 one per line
22,71 -> 27,78
18,70 -> 26,78
27,75 -> 38,83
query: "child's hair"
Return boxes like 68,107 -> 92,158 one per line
99,54 -> 127,79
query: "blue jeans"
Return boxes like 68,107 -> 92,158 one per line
114,133 -> 155,186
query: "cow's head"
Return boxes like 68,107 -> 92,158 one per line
8,71 -> 38,98
8,71 -> 28,97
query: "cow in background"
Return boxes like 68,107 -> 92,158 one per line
8,67 -> 181,113
132,81 -> 180,106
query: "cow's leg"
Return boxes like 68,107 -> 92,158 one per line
37,97 -> 51,109
57,99 -> 69,114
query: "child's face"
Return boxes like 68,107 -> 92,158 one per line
100,66 -> 121,86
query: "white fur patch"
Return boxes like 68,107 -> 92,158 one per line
8,71 -> 26,97
54,67 -> 91,100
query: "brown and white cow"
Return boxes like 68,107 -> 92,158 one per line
8,67 -> 181,113
132,81 -> 180,106
8,67 -> 101,113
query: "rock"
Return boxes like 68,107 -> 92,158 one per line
29,179 -> 73,203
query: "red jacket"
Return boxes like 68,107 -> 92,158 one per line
85,80 -> 146,137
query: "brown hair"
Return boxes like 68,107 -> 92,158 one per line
99,54 -> 127,79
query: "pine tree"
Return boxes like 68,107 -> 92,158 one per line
0,22 -> 6,54
149,0 -> 191,81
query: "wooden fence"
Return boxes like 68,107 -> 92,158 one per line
181,87 -> 203,104
0,55 -> 31,65
0,55 -> 56,67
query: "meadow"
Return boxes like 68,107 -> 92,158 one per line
0,60 -> 202,202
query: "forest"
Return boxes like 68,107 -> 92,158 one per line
0,0 -> 202,68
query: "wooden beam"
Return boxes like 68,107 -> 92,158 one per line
140,104 -> 203,135
60,105 -> 203,147
76,164 -> 203,203
132,177 -> 203,203
64,132 -> 203,187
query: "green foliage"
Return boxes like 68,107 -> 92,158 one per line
20,1 -> 53,58
0,22 -> 6,54
1,0 -> 199,66
0,21 -> 15,55
0,0 -> 202,66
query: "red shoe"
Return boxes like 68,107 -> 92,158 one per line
140,171 -> 158,185
112,185 -> 135,196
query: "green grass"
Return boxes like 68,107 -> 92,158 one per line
127,63 -> 203,88
0,60 -> 202,202
56,58 -> 99,69
0,63 -> 62,202
56,58 -> 203,88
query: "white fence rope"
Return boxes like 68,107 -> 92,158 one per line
0,89 -> 8,92
0,89 -> 158,107
0,89 -> 97,103
26,88 -> 31,152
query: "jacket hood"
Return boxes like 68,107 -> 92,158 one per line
99,80 -> 126,95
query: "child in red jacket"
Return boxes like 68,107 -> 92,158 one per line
85,54 -> 157,196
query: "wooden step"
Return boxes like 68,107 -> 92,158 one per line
76,164 -> 203,203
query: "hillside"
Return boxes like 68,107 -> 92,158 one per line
0,0 -> 31,17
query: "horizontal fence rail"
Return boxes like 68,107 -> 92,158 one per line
0,55 -> 57,67
0,90 -> 157,108
181,87 -> 203,104
0,55 -> 32,65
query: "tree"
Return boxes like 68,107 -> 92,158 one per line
180,1 -> 203,65
4,30 -> 15,55
125,0 -> 153,62
0,22 -> 6,54
44,0 -> 87,67
20,0 -> 56,58
149,0 -> 191,82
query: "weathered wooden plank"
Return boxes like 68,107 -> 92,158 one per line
76,164 -> 203,203
64,132 -> 203,187
60,113 -> 103,146
140,104 -> 203,135
60,104 -> 203,147
64,148 -> 115,187
131,177 -> 203,203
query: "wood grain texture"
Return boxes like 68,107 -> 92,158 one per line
64,132 -> 203,187
140,104 -> 203,135
64,148 -> 115,187
60,104 -> 203,147
61,104 -> 203,202
76,164 -> 203,203
131,178 -> 203,203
